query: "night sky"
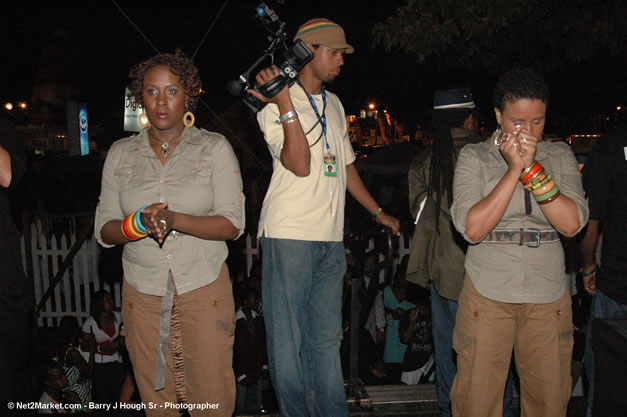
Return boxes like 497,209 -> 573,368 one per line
1,0 -> 625,137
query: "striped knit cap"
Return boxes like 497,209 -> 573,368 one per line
294,18 -> 354,54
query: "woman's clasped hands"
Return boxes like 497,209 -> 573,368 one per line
499,127 -> 538,172
140,202 -> 175,244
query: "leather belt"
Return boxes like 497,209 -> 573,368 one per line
483,228 -> 560,248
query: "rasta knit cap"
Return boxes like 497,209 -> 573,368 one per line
294,18 -> 354,54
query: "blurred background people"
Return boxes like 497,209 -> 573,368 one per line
81,290 -> 123,405
0,116 -> 31,416
580,124 -> 627,417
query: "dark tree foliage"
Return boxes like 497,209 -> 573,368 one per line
372,0 -> 627,73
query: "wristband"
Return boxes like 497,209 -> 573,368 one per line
277,111 -> 297,124
373,207 -> 383,218
582,264 -> 598,277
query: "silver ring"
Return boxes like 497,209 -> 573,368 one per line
159,219 -> 167,230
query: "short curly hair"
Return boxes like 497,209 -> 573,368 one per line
128,48 -> 202,111
493,67 -> 549,112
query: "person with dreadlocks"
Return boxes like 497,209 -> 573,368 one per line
95,49 -> 244,416
406,88 -> 514,417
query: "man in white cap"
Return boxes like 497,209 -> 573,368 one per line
249,18 -> 400,417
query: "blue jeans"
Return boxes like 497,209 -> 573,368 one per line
261,237 -> 348,417
583,288 -> 627,417
431,285 -> 514,417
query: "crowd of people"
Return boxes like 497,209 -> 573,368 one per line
1,13 -> 625,417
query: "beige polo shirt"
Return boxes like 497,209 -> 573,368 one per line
95,126 -> 245,296
451,132 -> 588,304
256,83 -> 356,242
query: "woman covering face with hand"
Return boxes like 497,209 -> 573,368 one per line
94,49 -> 244,416
448,68 -> 588,417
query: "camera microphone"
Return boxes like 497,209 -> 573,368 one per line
226,80 -> 243,97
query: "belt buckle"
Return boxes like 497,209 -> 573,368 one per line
526,228 -> 541,248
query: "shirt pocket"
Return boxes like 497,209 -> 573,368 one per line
114,166 -> 144,191
180,156 -> 213,186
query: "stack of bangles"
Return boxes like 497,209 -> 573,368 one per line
121,205 -> 149,240
520,161 -> 561,205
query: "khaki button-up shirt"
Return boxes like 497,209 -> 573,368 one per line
95,127 -> 245,296
451,132 -> 588,304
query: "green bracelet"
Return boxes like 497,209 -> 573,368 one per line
374,207 -> 382,218
534,183 -> 560,202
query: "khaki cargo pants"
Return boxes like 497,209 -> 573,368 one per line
451,274 -> 573,417
122,264 -> 235,417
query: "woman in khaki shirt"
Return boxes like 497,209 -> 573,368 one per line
449,68 -> 588,417
95,49 -> 244,416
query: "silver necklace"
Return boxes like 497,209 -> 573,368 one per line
149,131 -> 181,157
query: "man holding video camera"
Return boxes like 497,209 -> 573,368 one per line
249,18 -> 400,417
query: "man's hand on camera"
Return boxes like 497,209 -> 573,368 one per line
247,65 -> 291,106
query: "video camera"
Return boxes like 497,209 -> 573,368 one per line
231,2 -> 314,112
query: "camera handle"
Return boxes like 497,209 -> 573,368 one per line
259,74 -> 287,98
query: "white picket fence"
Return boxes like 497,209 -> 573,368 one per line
21,221 -> 411,327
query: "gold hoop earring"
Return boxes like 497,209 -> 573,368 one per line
138,112 -> 150,128
183,111 -> 195,128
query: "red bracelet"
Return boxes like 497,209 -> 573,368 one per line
521,162 -> 542,184
121,217 -> 134,240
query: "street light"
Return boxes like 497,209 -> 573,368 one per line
4,102 -> 13,111
19,102 -> 27,109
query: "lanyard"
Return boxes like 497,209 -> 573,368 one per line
297,80 -> 331,154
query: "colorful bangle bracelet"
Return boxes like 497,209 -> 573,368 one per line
121,217 -> 134,240
525,169 -> 546,187
130,214 -> 148,238
125,215 -> 144,240
520,161 -> 538,180
521,162 -> 542,184
536,190 -> 561,205
532,179 -> 556,196
124,214 -> 147,240
530,175 -> 552,191
374,207 -> 383,218
135,206 -> 149,233
534,183 -> 560,202
134,211 -> 148,234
